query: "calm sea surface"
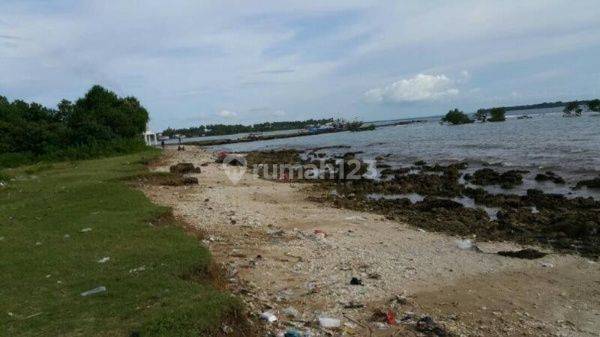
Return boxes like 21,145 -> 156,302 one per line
210,107 -> 600,197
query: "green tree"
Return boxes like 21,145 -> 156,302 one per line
587,99 -> 600,113
563,101 -> 582,117
441,109 -> 473,125
488,107 -> 506,122
474,109 -> 487,122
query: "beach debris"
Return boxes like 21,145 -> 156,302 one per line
374,322 -> 389,330
385,310 -> 396,325
97,257 -> 110,263
129,266 -> 146,273
540,262 -> 554,268
80,227 -> 92,233
497,248 -> 547,259
318,316 -> 341,329
260,311 -> 277,323
81,286 -> 107,297
416,316 -> 448,336
216,151 -> 229,163
63,234 -> 70,239
169,163 -> 201,174
284,330 -> 302,337
455,239 -> 474,250
221,324 -> 233,334
350,277 -> 363,286
35,241 -> 42,246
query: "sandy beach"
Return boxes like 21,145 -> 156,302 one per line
141,146 -> 600,337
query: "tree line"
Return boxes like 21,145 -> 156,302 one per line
442,99 -> 600,125
162,118 -> 335,138
0,85 -> 149,167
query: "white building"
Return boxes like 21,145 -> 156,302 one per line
143,130 -> 158,146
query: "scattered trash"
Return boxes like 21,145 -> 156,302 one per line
221,324 -> 233,334
63,234 -> 70,239
81,286 -> 107,297
350,277 -> 363,286
416,316 -> 448,336
284,330 -> 302,337
417,228 -> 426,233
497,248 -> 547,259
97,257 -> 110,263
260,311 -> 277,323
129,266 -> 146,273
540,262 -> 554,268
455,239 -> 473,250
80,228 -> 92,233
386,310 -> 396,325
35,241 -> 42,246
318,316 -> 341,329
373,322 -> 389,330
313,229 -> 327,237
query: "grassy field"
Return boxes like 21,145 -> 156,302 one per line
0,152 -> 246,336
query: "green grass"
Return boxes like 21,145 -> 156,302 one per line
0,151 -> 245,336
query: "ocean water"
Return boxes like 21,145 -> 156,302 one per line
211,108 -> 600,197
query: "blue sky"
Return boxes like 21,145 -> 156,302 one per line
1,1 -> 599,130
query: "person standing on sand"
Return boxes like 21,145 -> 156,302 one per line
161,140 -> 165,149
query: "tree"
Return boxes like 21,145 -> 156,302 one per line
474,109 -> 487,122
563,101 -> 582,117
587,99 -> 600,113
441,109 -> 473,125
488,107 -> 506,122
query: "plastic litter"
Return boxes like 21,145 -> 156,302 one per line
97,257 -> 110,263
260,311 -> 277,323
318,316 -> 341,329
540,262 -> 554,268
456,239 -> 473,250
284,330 -> 302,337
80,228 -> 92,233
81,286 -> 107,297
350,277 -> 363,286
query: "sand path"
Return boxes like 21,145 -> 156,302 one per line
142,146 -> 600,337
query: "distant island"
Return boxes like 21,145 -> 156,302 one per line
477,99 -> 596,113
162,118 -> 334,138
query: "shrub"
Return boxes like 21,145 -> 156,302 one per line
488,107 -> 506,122
441,109 -> 473,125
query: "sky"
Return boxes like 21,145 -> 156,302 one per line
1,1 -> 599,131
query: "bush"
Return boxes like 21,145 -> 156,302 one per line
488,107 -> 506,122
441,109 -> 473,125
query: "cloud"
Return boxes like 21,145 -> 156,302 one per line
217,109 -> 238,118
272,109 -> 286,117
364,74 -> 459,103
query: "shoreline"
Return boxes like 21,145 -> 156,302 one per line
141,146 -> 600,336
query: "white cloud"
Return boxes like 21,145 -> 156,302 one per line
364,74 -> 459,103
217,109 -> 238,118
272,110 -> 286,117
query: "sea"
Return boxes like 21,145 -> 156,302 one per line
205,107 -> 600,199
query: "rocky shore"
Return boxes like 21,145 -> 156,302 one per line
140,146 -> 600,337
